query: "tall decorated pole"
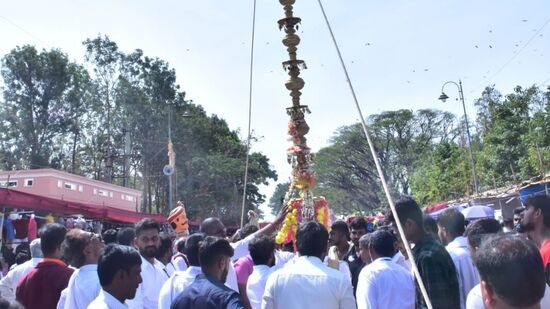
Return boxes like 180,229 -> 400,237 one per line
275,0 -> 330,245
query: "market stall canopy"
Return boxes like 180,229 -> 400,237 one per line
0,188 -> 164,223
425,202 -> 449,214
519,176 -> 550,202
461,205 -> 495,220
428,203 -> 467,220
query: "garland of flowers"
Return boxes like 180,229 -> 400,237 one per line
275,199 -> 301,245
275,196 -> 330,244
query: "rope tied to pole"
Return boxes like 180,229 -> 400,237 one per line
241,0 -> 258,228
315,1 -> 433,308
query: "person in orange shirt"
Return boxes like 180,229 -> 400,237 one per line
521,194 -> 550,284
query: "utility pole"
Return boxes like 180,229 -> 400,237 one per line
123,129 -> 131,187
164,107 -> 191,212
104,85 -> 113,184
164,102 -> 176,212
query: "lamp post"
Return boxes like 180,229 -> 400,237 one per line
438,80 -> 479,195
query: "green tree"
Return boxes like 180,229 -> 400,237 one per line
0,39 -> 278,224
49,63 -> 94,173
369,109 -> 456,194
526,87 -> 550,176
82,35 -> 125,182
113,42 -> 277,220
117,49 -> 179,213
410,141 -> 469,205
312,109 -> 457,215
268,182 -> 291,215
314,124 -> 384,214
0,45 -> 87,169
173,109 -> 277,223
475,85 -> 540,187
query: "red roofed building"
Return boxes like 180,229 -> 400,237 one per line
0,169 -> 163,223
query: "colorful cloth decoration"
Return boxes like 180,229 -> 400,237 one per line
28,214 -> 37,241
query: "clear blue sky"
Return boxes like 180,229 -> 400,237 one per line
1,0 -> 549,217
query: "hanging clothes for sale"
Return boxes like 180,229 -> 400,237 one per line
4,217 -> 15,243
74,217 -> 87,230
92,221 -> 102,235
0,213 -> 4,245
28,214 -> 37,241
65,217 -> 74,229
12,217 -> 29,241
45,213 -> 54,224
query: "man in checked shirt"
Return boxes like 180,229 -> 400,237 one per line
387,196 -> 460,309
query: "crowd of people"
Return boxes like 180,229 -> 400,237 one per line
0,193 -> 549,309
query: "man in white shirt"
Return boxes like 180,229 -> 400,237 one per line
391,250 -> 412,271
320,256 -> 352,282
437,209 -> 480,309
246,236 -> 277,309
356,230 -> 414,309
326,221 -> 353,282
388,228 -> 412,272
199,205 -> 289,292
158,233 -> 204,309
463,218 -> 501,309
0,238 -> 42,302
470,234 -> 546,309
62,229 -> 104,309
200,206 -> 287,261
127,218 -> 169,309
88,244 -> 143,309
262,221 -> 356,309
171,238 -> 188,272
156,234 -> 177,278
274,250 -> 294,267
328,221 -> 351,261
464,218 -> 550,308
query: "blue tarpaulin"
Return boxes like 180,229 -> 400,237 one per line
519,181 -> 549,202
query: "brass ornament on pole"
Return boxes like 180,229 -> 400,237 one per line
275,0 -> 330,245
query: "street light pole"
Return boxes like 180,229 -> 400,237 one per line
439,80 -> 480,195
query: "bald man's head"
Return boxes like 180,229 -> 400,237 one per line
200,218 -> 226,237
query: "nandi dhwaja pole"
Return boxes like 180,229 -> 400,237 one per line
274,0 -> 331,247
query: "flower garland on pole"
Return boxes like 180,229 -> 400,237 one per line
275,0 -> 331,245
